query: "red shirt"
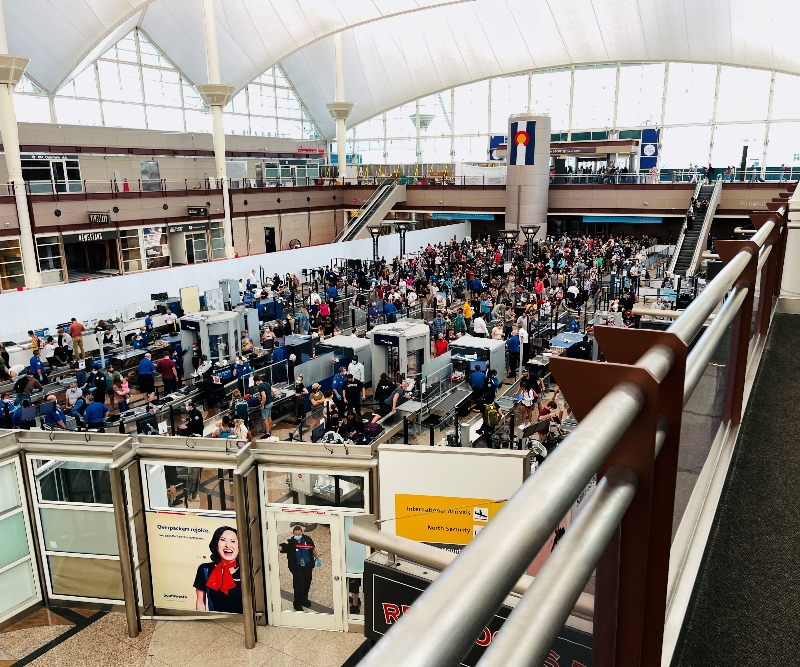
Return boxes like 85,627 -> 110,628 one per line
434,339 -> 449,357
68,322 -> 85,338
155,357 -> 176,377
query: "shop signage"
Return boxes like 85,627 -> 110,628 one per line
63,230 -> 117,243
550,147 -> 597,155
88,212 -> 110,224
22,154 -> 74,161
168,222 -> 210,233
297,147 -> 325,154
180,319 -> 200,332
188,206 -> 209,217
373,334 -> 399,347
363,559 -> 593,666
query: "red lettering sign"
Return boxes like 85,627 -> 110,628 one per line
543,650 -> 560,667
475,627 -> 492,647
383,603 -> 400,624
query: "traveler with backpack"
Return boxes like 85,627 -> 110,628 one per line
255,374 -> 274,437
479,400 -> 503,448
14,374 -> 41,406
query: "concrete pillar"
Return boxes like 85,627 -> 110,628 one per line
505,114 -> 551,241
0,0 -> 41,288
197,0 -> 235,260
326,32 -> 354,184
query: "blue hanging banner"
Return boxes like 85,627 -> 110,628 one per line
639,128 -> 659,169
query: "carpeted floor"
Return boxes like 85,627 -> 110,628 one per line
671,313 -> 800,666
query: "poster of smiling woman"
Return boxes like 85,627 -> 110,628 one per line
146,511 -> 243,614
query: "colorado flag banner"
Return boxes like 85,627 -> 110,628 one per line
509,120 -> 536,166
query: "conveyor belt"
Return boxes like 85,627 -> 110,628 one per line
428,386 -> 472,415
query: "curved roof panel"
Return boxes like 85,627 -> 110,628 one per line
282,0 -> 800,137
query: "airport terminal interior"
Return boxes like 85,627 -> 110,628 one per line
1,1 -> 800,666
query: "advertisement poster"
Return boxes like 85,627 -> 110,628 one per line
146,510 -> 242,613
144,227 -> 170,269
394,494 -> 505,553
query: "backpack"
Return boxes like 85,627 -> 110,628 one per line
234,401 -> 249,420
484,403 -> 499,428
14,376 -> 28,394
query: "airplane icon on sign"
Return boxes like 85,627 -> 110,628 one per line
473,507 -> 489,522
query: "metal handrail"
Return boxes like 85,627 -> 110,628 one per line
476,465 -> 639,667
333,178 -> 398,242
359,220 -> 775,667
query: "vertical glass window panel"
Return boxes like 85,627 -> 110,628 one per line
355,140 -> 384,164
138,34 -> 172,68
385,138 -> 417,163
14,95 -> 51,124
490,75 -> 528,134
257,68 -> 274,85
182,80 -> 206,110
15,75 -> 44,95
615,63 -> 665,128
276,88 -> 301,118
453,80 -> 489,135
146,105 -> 184,132
101,33 -> 137,62
98,61 -> 143,103
274,67 -> 290,88
210,221 -> 225,259
418,137 -> 452,164
119,229 -> 142,272
185,108 -> 211,133
248,85 -> 275,117
0,239 -> 24,291
36,236 -> 63,282
0,560 -> 36,618
711,123 -> 766,168
571,65 -> 617,130
660,125 -> 712,168
102,102 -> 146,129
385,102 -> 417,139
765,122 -> 800,167
418,93 -> 452,137
664,63 -> 717,125
453,135 -> 488,162
769,73 -> 800,121
715,67 -> 771,122
0,464 -> 20,513
224,113 -> 250,135
353,114 -> 385,140
41,508 -> 119,556
142,68 -> 182,107
0,513 -> 30,569
53,98 -> 102,126
302,121 -> 320,141
249,114 -> 276,137
530,69 -> 571,131
224,89 -> 248,115
56,66 -> 98,99
276,118 -> 302,139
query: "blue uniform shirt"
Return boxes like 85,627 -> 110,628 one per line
138,358 -> 156,375
83,402 -> 109,425
470,370 -> 487,390
145,316 -> 153,329
30,356 -> 46,378
326,286 -> 338,299
506,335 -> 520,353
383,302 -> 396,315
331,373 -> 346,395
44,407 -> 66,426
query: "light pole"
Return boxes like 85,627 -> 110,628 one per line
498,229 -> 519,262
521,225 -> 541,261
367,224 -> 382,264
395,221 -> 414,260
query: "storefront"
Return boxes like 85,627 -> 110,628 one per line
168,221 -> 210,265
62,229 -> 120,281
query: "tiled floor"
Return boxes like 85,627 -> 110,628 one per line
0,609 -> 366,667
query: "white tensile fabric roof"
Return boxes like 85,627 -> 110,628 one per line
8,0 -> 800,138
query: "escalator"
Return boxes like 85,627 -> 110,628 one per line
335,179 -> 406,243
672,183 -> 715,277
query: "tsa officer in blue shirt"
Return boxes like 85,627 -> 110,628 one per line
233,356 -> 253,395
331,366 -> 347,405
144,315 -> 154,333
42,395 -> 67,429
30,349 -> 48,384
138,352 -> 157,401
82,394 -> 109,432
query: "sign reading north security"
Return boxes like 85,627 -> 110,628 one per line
394,494 -> 504,550
168,222 -> 209,233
